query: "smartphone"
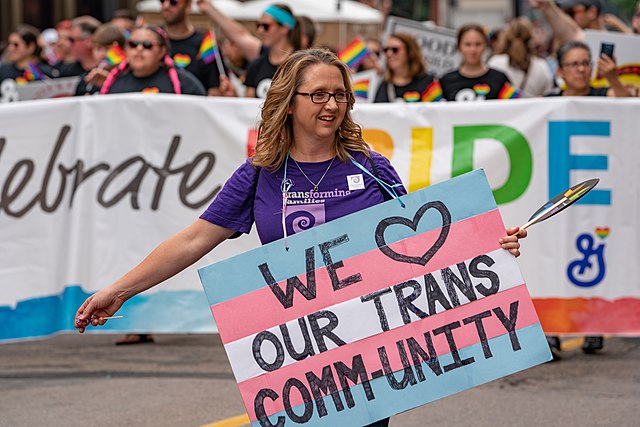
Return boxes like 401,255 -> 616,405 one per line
600,42 -> 615,59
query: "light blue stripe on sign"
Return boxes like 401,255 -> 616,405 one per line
199,169 -> 497,305
251,323 -> 552,427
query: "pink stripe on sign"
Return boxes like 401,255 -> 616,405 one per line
213,209 -> 506,344
240,284 -> 537,421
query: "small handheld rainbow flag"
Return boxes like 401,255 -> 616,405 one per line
421,81 -> 443,102
338,38 -> 368,70
352,79 -> 369,100
23,63 -> 44,81
198,31 -> 218,65
104,44 -> 126,66
498,83 -> 520,99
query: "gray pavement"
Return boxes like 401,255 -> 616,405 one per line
1,334 -> 638,427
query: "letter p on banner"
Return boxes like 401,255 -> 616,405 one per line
198,169 -> 552,426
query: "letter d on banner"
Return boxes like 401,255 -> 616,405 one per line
452,125 -> 532,204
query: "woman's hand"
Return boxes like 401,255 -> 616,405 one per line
84,67 -> 110,88
597,53 -> 617,81
500,226 -> 527,257
74,286 -> 127,333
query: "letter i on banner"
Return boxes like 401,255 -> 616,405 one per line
199,169 -> 552,426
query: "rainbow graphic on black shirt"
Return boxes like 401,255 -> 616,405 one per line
173,53 -> 191,68
402,91 -> 421,102
473,83 -> 490,97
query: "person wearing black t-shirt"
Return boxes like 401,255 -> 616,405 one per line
100,25 -> 205,96
160,0 -> 220,94
0,25 -> 54,86
374,33 -> 441,103
244,4 -> 301,98
438,23 -> 520,102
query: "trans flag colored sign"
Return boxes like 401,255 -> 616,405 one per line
198,169 -> 552,426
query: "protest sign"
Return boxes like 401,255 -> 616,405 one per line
198,169 -> 552,426
0,76 -> 80,103
383,16 -> 460,77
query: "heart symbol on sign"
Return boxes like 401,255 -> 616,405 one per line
595,227 -> 610,239
375,201 -> 451,265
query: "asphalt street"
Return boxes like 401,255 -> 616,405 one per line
1,334 -> 638,427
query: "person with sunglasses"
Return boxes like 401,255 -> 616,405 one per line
58,16 -> 102,78
438,23 -> 520,102
244,4 -> 301,98
100,25 -> 205,96
373,32 -> 440,103
75,48 -> 526,425
159,0 -> 221,95
0,25 -> 54,86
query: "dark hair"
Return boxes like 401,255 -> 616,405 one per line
457,23 -> 488,47
298,15 -> 316,48
384,32 -> 427,82
14,25 -> 42,59
556,40 -> 591,65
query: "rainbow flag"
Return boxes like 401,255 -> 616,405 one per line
421,81 -> 443,102
352,79 -> 369,99
198,31 -> 218,65
14,76 -> 28,86
173,53 -> 191,68
23,63 -> 44,81
498,83 -> 520,99
104,44 -> 126,66
338,38 -> 368,69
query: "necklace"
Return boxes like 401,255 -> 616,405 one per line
292,156 -> 335,192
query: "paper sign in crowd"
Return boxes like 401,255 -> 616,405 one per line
198,169 -> 552,427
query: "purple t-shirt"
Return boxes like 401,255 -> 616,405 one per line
200,151 -> 406,245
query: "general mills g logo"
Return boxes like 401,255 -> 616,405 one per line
567,227 -> 609,287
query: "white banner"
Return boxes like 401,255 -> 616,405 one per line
1,95 -> 639,340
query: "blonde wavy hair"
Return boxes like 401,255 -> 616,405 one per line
252,48 -> 370,171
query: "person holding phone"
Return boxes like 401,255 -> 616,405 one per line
546,40 -> 630,97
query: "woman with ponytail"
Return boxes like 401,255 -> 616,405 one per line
488,18 -> 554,98
244,3 -> 301,98
100,25 -> 205,95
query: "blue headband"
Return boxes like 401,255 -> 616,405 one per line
263,5 -> 296,29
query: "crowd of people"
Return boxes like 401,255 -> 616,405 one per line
2,0 -> 637,350
1,0 -> 638,102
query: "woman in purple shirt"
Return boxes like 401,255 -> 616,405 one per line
74,49 -> 525,426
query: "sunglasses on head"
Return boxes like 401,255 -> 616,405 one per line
127,40 -> 160,50
159,0 -> 179,6
383,46 -> 400,54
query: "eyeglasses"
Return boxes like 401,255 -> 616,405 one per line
158,0 -> 179,6
561,60 -> 592,69
295,91 -> 352,104
127,40 -> 160,50
383,46 -> 400,54
256,22 -> 273,31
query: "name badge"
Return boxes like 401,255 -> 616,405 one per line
347,174 -> 365,191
